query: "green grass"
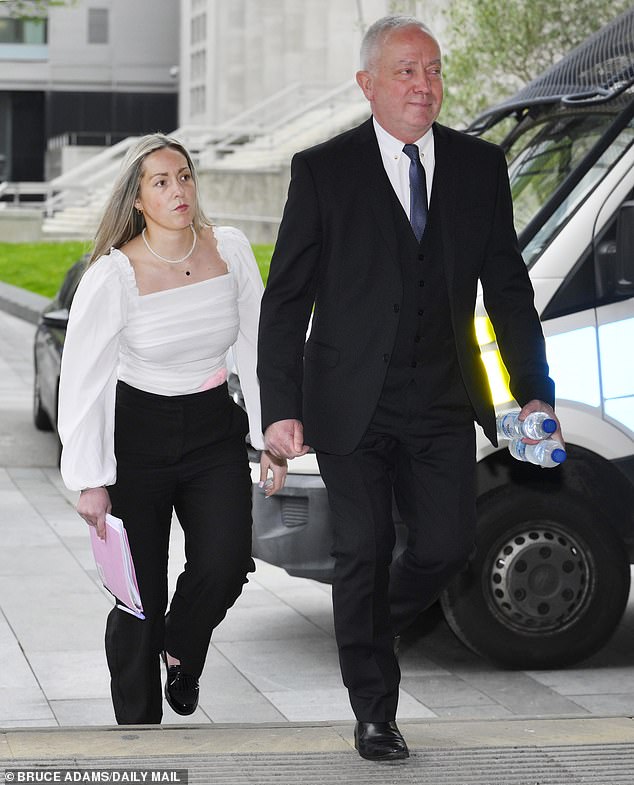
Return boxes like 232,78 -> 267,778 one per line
0,241 -> 274,298
251,244 -> 274,284
0,242 -> 92,298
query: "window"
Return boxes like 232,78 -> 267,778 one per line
540,187 -> 634,323
190,85 -> 206,116
0,16 -> 47,44
88,8 -> 108,44
190,49 -> 206,82
191,12 -> 206,45
507,114 -> 634,268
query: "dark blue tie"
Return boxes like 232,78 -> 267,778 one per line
402,143 -> 428,242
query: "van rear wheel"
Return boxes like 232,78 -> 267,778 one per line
440,486 -> 630,668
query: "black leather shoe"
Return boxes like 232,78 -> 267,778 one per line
162,652 -> 199,715
354,721 -> 409,761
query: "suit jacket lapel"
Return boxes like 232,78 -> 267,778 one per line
431,123 -> 457,295
355,119 -> 400,262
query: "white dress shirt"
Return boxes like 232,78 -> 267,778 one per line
373,117 -> 435,219
58,225 -> 265,491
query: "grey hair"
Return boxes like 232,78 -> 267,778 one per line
90,133 -> 212,263
360,15 -> 436,71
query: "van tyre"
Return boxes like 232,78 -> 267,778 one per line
440,486 -> 630,668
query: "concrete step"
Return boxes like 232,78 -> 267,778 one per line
3,717 -> 634,785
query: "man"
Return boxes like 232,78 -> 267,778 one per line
258,16 -> 562,761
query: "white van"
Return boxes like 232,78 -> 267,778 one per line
250,8 -> 634,668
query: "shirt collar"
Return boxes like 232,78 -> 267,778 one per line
372,117 -> 434,161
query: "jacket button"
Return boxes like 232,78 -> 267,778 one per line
419,279 -> 425,287
383,353 -> 390,362
418,309 -> 424,316
393,304 -> 400,313
418,253 -> 424,261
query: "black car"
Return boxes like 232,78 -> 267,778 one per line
33,256 -> 88,438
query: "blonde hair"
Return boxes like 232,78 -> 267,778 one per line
90,133 -> 212,263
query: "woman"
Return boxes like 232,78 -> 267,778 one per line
58,133 -> 286,725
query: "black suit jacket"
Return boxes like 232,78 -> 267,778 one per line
258,118 -> 554,453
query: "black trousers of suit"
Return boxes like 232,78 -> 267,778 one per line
105,381 -> 254,725
317,381 -> 477,721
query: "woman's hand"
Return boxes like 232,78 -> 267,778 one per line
77,486 -> 112,540
259,450 -> 288,497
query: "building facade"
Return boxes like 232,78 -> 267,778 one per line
0,0 -> 179,182
179,0 -> 445,129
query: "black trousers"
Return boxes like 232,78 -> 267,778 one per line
317,384 -> 476,722
105,381 -> 254,725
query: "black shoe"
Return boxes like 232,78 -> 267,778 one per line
162,652 -> 199,716
354,721 -> 409,761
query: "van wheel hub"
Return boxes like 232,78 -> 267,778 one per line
488,527 -> 591,632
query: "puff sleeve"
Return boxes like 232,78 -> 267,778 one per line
220,227 -> 265,450
58,253 -> 127,491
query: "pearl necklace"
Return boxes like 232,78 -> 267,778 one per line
142,225 -> 197,264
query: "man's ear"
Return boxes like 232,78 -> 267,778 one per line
356,70 -> 373,100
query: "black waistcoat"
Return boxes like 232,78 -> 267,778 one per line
379,184 -> 472,415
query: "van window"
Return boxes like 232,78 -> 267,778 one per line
542,187 -> 634,322
507,113 -> 634,267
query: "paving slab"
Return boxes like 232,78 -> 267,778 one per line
1,305 -> 634,785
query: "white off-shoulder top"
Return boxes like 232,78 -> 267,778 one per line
58,226 -> 264,492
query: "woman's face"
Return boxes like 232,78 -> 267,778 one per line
134,147 -> 197,230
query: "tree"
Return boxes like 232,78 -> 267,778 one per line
441,0 -> 632,127
0,0 -> 75,17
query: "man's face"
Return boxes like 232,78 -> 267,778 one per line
356,25 -> 443,143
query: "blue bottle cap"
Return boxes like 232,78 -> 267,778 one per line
543,418 -> 557,434
552,448 -> 566,463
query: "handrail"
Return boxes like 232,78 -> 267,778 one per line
183,80 -> 360,160
48,131 -> 140,150
199,81 -> 365,166
0,181 -> 51,204
49,136 -> 139,188
264,79 -> 360,135
2,79 -> 367,228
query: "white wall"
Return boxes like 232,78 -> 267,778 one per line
48,0 -> 179,92
180,0 -> 447,127
1,0 -> 179,93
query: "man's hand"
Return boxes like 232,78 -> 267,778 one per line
264,419 -> 310,459
76,486 -> 112,540
519,400 -> 565,446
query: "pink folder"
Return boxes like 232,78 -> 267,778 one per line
89,513 -> 145,619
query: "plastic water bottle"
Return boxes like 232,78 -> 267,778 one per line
508,438 -> 567,468
496,410 -> 557,440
